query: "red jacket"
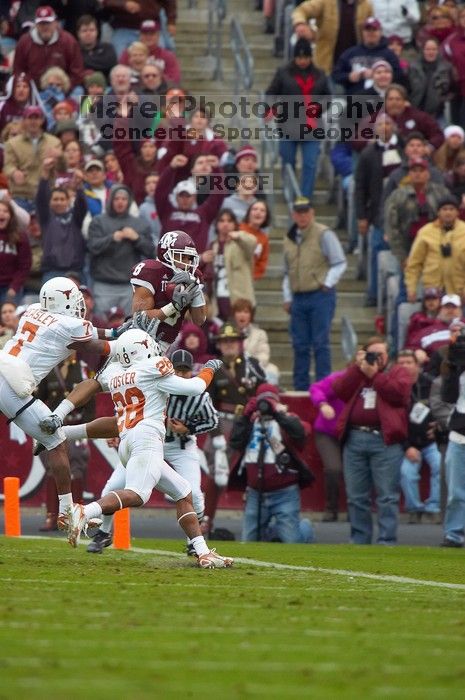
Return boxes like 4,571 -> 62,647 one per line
332,364 -> 413,445
112,133 -> 158,205
13,29 -> 84,89
0,230 -> 32,292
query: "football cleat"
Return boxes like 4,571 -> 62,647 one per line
58,511 -> 102,532
198,548 -> 233,569
68,504 -> 87,548
87,529 -> 113,554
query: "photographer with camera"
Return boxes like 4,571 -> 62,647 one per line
229,383 -> 314,543
405,196 -> 465,304
332,337 -> 413,544
439,322 -> 465,546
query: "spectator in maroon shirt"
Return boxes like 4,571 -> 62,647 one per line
332,337 -> 413,544
120,19 -> 181,85
442,6 -> 465,123
13,6 -> 85,91
406,293 -> 463,355
0,74 -> 40,134
155,153 -> 226,253
405,286 -> 442,349
0,198 -> 32,304
113,128 -> 159,205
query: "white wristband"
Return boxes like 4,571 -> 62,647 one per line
54,398 -> 75,421
161,302 -> 176,317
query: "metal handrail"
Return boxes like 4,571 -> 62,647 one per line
283,163 -> 302,214
258,91 -> 279,171
207,0 -> 227,81
230,16 -> 254,94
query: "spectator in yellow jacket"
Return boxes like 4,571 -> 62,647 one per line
405,196 -> 465,302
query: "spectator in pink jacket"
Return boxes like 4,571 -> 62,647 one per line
310,370 -> 346,522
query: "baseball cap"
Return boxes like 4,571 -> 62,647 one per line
363,16 -> 382,30
173,180 -> 196,196
23,105 -> 44,119
35,6 -> 56,23
408,157 -> 429,170
171,349 -> 194,370
215,323 -> 243,341
293,196 -> 312,212
84,159 -> 104,171
140,19 -> 160,32
423,287 -> 442,299
441,294 -> 462,307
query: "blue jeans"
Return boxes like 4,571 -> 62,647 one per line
400,442 -> 441,513
444,440 -> 465,544
242,484 -> 314,543
343,430 -> 403,544
368,225 -> 390,302
279,140 -> 321,199
290,288 -> 336,388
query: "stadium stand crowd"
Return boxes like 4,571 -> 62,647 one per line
3,0 -> 465,547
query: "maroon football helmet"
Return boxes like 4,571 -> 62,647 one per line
157,230 -> 200,275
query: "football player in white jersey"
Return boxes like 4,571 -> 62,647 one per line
0,276 -> 117,526
42,328 -> 233,568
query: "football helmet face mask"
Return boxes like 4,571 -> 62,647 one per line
40,277 -> 86,319
115,329 -> 161,368
157,230 -> 200,276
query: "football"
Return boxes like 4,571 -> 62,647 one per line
165,282 -> 184,300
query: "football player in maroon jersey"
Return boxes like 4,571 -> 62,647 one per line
129,230 -> 206,353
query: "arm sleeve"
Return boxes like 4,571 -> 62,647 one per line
320,229 -> 347,287
275,412 -> 306,441
154,166 -> 176,223
35,178 -> 51,226
282,253 -> 292,303
72,188 -> 88,228
9,199 -> 30,231
159,374 -> 208,395
87,217 -> 117,255
372,366 -> 412,407
404,235 -> 427,297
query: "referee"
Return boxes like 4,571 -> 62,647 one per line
164,349 -> 219,531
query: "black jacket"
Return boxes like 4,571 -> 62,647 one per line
355,140 -> 402,227
81,42 -> 118,79
265,61 -> 331,141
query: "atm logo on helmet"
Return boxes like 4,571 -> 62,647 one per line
159,231 -> 179,249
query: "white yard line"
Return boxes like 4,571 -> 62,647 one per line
6,536 -> 465,592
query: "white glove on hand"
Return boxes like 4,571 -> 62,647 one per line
39,414 -> 63,435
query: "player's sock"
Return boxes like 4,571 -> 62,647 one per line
84,502 -> 103,521
100,514 -> 113,534
63,424 -> 87,440
58,492 -> 72,514
189,535 -> 209,557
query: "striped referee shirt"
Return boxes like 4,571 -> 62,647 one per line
165,391 -> 218,446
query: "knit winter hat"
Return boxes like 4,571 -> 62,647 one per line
293,38 -> 313,58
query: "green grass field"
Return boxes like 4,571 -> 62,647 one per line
2,537 -> 465,699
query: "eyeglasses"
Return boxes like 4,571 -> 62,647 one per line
143,73 -> 160,78
431,15 -> 442,19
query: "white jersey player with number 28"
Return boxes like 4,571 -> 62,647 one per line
48,329 -> 233,568
0,276 -> 115,526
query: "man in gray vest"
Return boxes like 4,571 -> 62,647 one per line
283,197 -> 347,389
